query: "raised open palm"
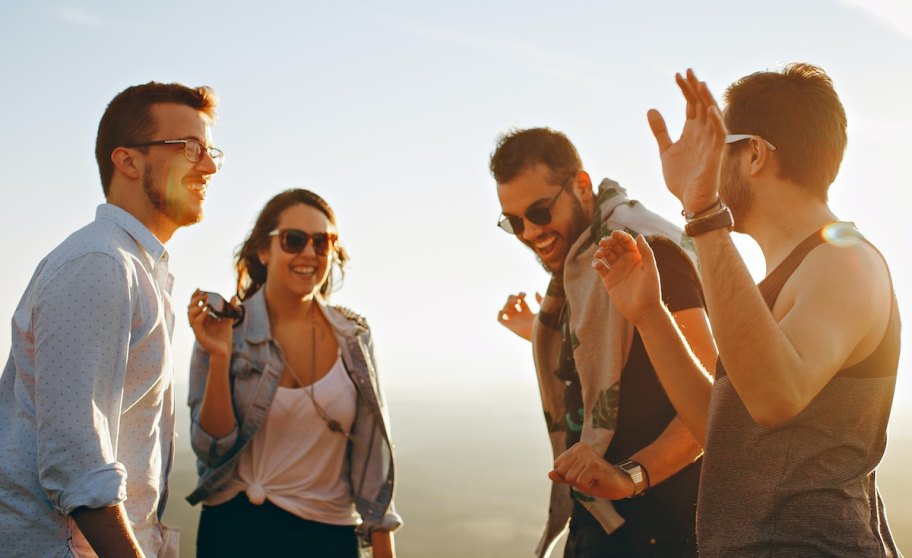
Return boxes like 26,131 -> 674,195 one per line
648,69 -> 727,213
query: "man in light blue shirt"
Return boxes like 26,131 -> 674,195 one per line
0,82 -> 223,557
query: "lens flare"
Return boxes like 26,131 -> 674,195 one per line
821,222 -> 863,247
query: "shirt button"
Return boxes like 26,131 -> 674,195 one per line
649,538 -> 656,545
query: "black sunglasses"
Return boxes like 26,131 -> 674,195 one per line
269,229 -> 337,256
497,173 -> 575,235
202,291 -> 245,323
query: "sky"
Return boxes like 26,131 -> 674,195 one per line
1,1 -> 911,555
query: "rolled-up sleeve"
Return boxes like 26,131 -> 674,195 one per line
33,253 -> 131,514
188,341 -> 238,467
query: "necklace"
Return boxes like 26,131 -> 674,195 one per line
281,304 -> 346,436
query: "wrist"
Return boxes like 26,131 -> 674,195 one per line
681,195 -> 721,219
616,459 -> 650,498
684,203 -> 733,238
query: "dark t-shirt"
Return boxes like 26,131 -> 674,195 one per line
559,241 -> 704,536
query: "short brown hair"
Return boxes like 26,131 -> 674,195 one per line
95,82 -> 218,196
724,63 -> 847,200
489,127 -> 582,186
235,189 -> 349,301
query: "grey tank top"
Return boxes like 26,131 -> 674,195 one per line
697,226 -> 902,557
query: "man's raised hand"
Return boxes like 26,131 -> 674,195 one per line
648,68 -> 727,213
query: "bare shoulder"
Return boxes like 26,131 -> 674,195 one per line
778,232 -> 892,363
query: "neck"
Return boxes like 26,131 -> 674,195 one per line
106,187 -> 178,243
739,181 -> 837,274
263,281 -> 318,325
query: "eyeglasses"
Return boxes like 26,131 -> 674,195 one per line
125,138 -> 225,169
725,134 -> 777,151
497,173 -> 575,235
269,229 -> 337,256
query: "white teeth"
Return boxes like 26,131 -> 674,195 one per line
292,266 -> 316,275
187,183 -> 207,194
534,235 -> 557,250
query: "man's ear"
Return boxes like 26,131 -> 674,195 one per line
574,170 -> 594,200
748,139 -> 773,177
111,147 -> 141,180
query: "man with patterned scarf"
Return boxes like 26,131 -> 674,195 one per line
492,127 -> 717,557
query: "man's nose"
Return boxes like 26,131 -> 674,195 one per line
521,219 -> 545,243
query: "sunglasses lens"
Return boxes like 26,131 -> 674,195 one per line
498,216 -> 523,235
312,234 -> 330,256
280,230 -> 308,253
526,207 -> 552,226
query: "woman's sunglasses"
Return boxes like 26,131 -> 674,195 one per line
268,229 -> 337,256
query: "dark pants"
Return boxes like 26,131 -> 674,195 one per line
197,493 -> 360,558
564,514 -> 697,558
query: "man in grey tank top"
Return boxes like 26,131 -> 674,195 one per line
552,64 -> 902,556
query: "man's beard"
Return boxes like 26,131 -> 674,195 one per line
532,195 -> 590,275
143,163 -> 202,227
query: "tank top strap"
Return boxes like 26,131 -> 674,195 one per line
757,227 -> 829,309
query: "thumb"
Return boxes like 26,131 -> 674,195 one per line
535,292 -> 543,305
636,235 -> 658,272
647,109 -> 673,153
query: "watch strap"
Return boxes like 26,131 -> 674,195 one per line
684,203 -> 734,237
616,459 -> 649,497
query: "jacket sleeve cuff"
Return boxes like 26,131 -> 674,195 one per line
190,419 -> 238,467
54,462 -> 127,515
356,508 -> 403,538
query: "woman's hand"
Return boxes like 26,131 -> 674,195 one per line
187,290 -> 234,360
549,442 -> 634,500
592,232 -> 663,326
496,291 -> 541,342
647,68 -> 727,214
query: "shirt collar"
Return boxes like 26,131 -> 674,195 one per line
95,203 -> 168,265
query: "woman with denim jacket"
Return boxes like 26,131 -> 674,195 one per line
185,189 -> 400,557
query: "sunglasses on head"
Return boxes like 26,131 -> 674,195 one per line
268,229 -> 337,256
497,172 -> 575,235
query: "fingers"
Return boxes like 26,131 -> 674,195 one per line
534,292 -> 543,305
647,109 -> 672,153
497,292 -> 532,324
635,234 -> 658,270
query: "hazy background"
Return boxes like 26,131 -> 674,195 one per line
1,1 -> 910,556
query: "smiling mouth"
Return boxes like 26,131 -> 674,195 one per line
291,265 -> 316,276
533,233 -> 558,255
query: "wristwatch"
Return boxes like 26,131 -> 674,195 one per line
616,459 -> 649,497
684,203 -> 734,237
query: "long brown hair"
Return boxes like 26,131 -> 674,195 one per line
235,189 -> 349,301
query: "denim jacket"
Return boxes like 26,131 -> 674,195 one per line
185,289 -> 401,537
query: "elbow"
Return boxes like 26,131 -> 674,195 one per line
745,397 -> 804,428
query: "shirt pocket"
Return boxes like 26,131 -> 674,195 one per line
229,356 -> 263,412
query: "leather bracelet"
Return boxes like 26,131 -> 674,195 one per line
681,196 -> 721,219
684,203 -> 733,237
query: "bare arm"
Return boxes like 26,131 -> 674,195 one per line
550,301 -> 714,496
71,504 -> 144,558
371,530 -> 396,558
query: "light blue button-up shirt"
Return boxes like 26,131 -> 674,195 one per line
0,204 -> 177,557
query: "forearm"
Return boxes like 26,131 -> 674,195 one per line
637,307 -> 714,444
71,504 -> 144,558
693,230 -> 803,421
198,352 -> 235,438
629,416 -> 702,490
371,530 -> 395,558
